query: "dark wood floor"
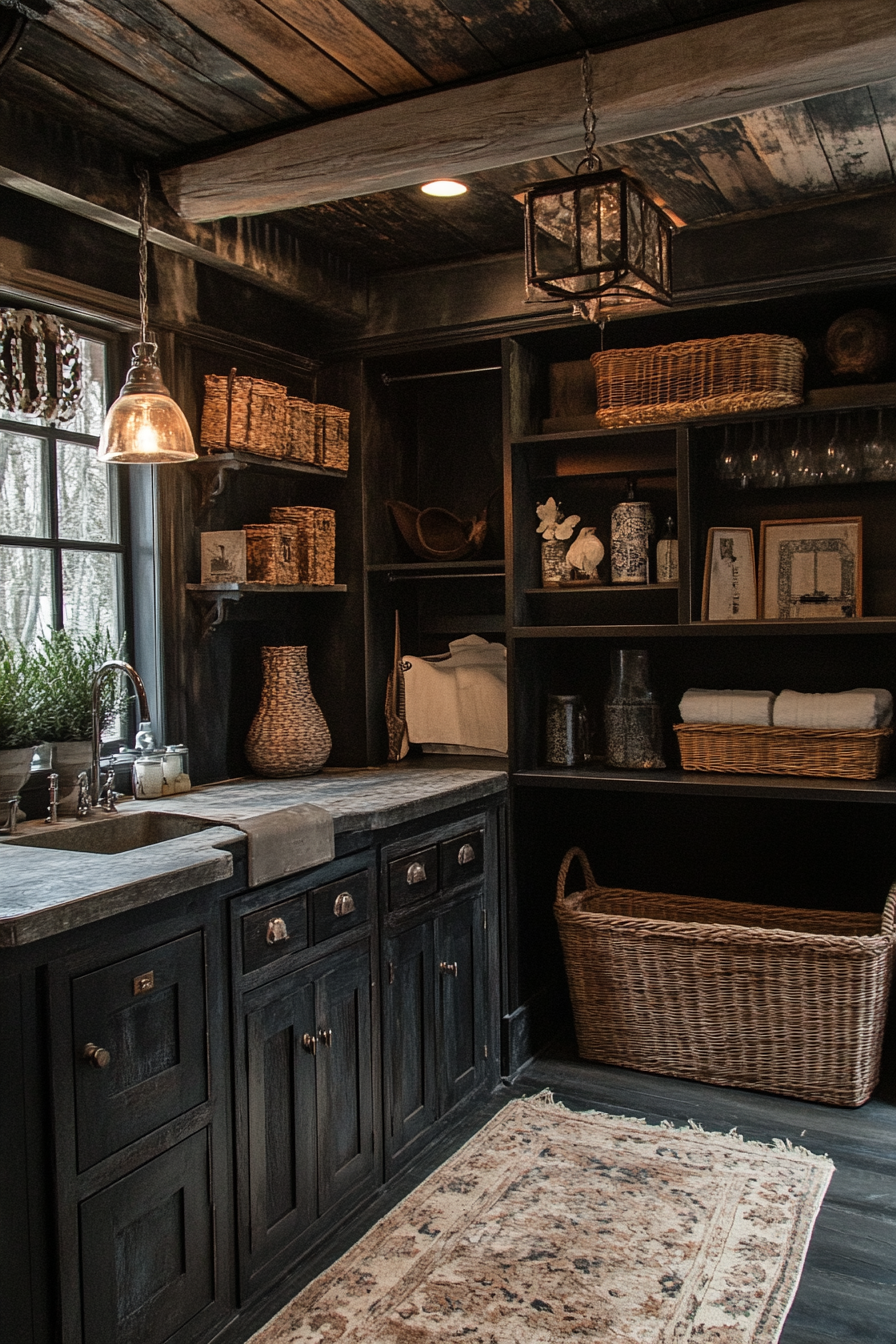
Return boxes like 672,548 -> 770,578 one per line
243,1044 -> 896,1344
514,1039 -> 896,1344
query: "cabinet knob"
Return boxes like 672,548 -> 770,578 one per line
302,1032 -> 317,1055
406,861 -> 427,885
83,1042 -> 111,1069
439,961 -> 458,977
266,917 -> 289,944
333,891 -> 355,917
317,1028 -> 333,1048
457,843 -> 476,865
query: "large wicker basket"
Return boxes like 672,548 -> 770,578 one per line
555,848 -> 896,1106
674,722 -> 892,779
590,333 -> 807,427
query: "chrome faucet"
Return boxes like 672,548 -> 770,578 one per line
90,660 -> 156,806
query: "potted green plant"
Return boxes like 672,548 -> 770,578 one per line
0,637 -> 41,817
31,626 -> 124,816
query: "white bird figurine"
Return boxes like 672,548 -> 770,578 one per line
566,527 -> 605,578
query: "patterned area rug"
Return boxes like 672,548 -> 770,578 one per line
251,1092 -> 833,1344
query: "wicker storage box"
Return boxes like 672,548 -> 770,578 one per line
243,524 -> 300,584
285,397 -> 316,463
317,404 -> 350,471
589,333 -> 807,428
674,722 -> 892,779
269,506 -> 335,584
555,847 -> 896,1106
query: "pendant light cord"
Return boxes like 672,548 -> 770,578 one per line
136,164 -> 150,349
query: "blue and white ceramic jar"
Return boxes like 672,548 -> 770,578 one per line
610,499 -> 654,584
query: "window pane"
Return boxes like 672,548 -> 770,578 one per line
0,544 -> 53,644
66,337 -> 107,437
0,430 -> 49,537
57,441 -> 117,542
62,549 -> 121,642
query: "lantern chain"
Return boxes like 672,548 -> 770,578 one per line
581,51 -> 599,172
136,164 -> 150,348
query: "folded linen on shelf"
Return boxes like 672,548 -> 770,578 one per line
679,688 -> 775,726
773,688 -> 893,731
403,634 -> 507,755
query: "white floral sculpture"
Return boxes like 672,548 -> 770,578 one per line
536,497 -> 580,541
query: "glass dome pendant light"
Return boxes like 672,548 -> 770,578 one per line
97,166 -> 197,464
515,51 -> 676,321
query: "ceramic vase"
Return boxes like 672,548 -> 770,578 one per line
603,649 -> 665,770
0,744 -> 37,822
540,539 -> 571,585
245,646 -> 331,778
610,499 -> 654,584
52,739 -> 93,816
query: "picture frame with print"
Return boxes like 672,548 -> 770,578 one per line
701,527 -> 757,621
200,530 -> 247,584
759,517 -> 862,620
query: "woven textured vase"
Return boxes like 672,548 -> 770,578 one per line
245,646 -> 331,777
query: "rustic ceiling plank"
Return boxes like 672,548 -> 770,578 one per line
161,0 -> 374,107
256,0 -> 430,97
868,78 -> 896,168
436,0 -> 581,64
70,0 -> 308,124
14,23 -> 226,143
329,0 -> 497,83
42,0 -> 286,133
678,118 -> 786,212
600,133 -> 730,223
161,0 -> 896,221
736,102 -> 836,199
807,85 -> 894,190
549,0 -> 675,45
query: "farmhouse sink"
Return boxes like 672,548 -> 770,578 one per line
2,812 -> 224,855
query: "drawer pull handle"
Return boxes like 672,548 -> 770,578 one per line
406,861 -> 427,885
334,892 -> 356,917
457,843 -> 476,865
302,1032 -> 317,1055
83,1042 -> 111,1069
439,961 -> 458,977
266,917 -> 289,944
318,1028 -> 333,1048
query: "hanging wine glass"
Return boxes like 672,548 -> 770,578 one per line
785,417 -> 816,487
863,408 -> 896,481
821,412 -> 859,484
755,420 -> 785,487
715,423 -> 740,486
740,420 -> 760,489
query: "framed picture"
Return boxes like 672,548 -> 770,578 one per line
701,527 -> 757,621
200,530 -> 247,584
759,517 -> 862,620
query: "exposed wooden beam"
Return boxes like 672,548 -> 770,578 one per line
162,0 -> 896,222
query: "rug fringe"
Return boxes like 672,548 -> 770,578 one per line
523,1088 -> 832,1164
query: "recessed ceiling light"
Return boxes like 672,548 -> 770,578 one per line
421,180 -> 467,197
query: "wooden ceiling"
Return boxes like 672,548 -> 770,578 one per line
0,0 -> 895,276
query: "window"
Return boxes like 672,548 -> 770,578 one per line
0,325 -> 127,647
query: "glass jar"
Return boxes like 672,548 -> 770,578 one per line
603,649 -> 665,770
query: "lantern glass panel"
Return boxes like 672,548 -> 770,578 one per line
533,191 -> 578,278
627,188 -> 644,272
598,180 -> 622,267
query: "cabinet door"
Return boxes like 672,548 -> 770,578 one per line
244,976 -> 317,1281
72,933 -> 208,1171
79,1129 -> 214,1344
436,897 -> 487,1115
315,946 -> 375,1215
382,921 -> 437,1165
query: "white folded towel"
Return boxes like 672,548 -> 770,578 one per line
403,635 -> 508,754
773,688 -> 893,731
679,688 -> 775,726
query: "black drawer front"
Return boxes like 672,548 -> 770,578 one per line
311,869 -> 369,943
440,828 -> 485,887
388,846 -> 439,908
242,893 -> 309,973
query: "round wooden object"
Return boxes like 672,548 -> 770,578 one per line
824,309 -> 893,379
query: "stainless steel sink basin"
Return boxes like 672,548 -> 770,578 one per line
3,812 -> 222,854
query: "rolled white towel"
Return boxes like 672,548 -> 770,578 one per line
679,688 -> 774,726
773,688 -> 893,731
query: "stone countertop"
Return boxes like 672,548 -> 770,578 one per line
0,765 -> 506,949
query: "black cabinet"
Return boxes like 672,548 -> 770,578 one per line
381,814 -> 496,1175
233,853 -> 379,1300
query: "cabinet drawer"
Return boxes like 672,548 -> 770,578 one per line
440,828 -> 484,887
242,893 -> 309,973
311,869 -> 369,943
388,846 -> 439,908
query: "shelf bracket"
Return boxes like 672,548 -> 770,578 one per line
193,459 -> 249,513
188,589 -> 244,637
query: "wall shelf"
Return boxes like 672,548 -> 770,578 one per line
189,450 -> 347,511
511,618 -> 896,638
513,766 -> 896,804
187,582 -> 347,636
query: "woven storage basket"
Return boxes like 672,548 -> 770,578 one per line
285,397 -> 316,463
269,506 -> 335,584
244,524 -> 300,584
555,847 -> 896,1106
200,374 -> 288,455
318,404 -> 350,471
675,722 -> 892,779
590,333 -> 807,428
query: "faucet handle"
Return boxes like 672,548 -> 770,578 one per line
46,772 -> 59,825
76,771 -> 92,818
99,769 -> 119,814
